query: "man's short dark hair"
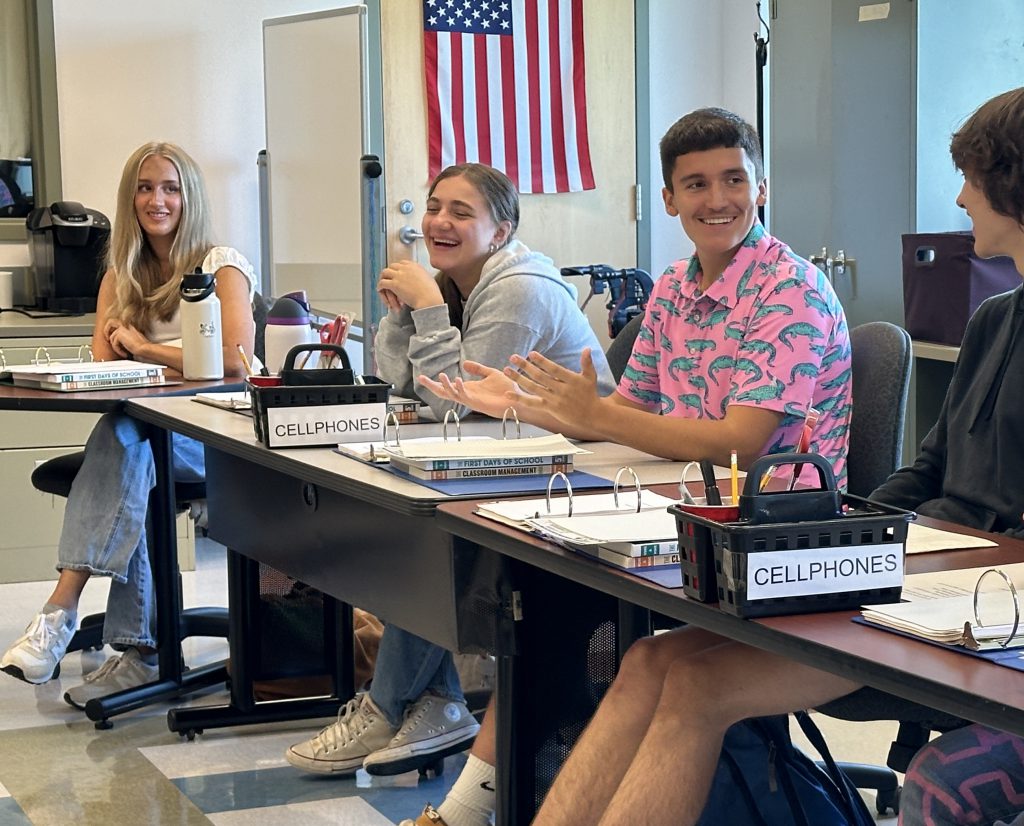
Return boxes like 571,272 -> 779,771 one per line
951,87 -> 1024,226
659,108 -> 764,191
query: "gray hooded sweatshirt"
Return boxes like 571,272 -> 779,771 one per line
375,239 -> 614,418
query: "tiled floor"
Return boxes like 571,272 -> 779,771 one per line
0,537 -> 901,825
0,538 -> 461,825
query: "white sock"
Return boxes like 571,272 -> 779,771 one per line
437,755 -> 495,826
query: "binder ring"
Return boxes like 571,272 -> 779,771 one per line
442,409 -> 462,442
383,411 -> 401,448
501,407 -> 521,440
77,344 -> 94,363
613,466 -> 642,513
546,471 -> 574,517
33,346 -> 51,365
973,568 -> 1021,649
678,461 -> 700,505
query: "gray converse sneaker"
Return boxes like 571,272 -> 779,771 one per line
286,693 -> 398,775
64,648 -> 158,709
0,607 -> 76,684
364,693 -> 480,776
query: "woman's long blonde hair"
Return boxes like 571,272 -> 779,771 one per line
107,142 -> 214,331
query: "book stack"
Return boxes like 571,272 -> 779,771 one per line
3,360 -> 167,392
386,396 -> 424,424
383,433 -> 583,481
476,489 -> 681,571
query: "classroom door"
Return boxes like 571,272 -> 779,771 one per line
379,3 -> 637,351
768,0 -> 915,328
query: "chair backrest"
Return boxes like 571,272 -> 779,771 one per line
605,313 -> 643,383
846,321 -> 912,498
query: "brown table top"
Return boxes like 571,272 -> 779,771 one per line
436,496 -> 1024,735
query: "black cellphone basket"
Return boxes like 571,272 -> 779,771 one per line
280,343 -> 354,386
249,343 -> 391,448
672,454 -> 913,617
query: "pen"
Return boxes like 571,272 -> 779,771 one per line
730,450 -> 739,505
236,344 -> 254,377
699,459 -> 723,505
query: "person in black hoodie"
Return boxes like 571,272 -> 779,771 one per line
881,86 -> 1024,826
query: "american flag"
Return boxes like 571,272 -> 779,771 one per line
423,0 -> 595,194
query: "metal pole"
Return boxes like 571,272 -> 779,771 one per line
360,154 -> 386,375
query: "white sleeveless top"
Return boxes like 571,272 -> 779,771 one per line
149,246 -> 258,345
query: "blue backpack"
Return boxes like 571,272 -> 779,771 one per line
696,712 -> 875,826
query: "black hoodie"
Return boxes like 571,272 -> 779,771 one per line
872,284 -> 1024,536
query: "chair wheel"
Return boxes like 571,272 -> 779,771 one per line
183,729 -> 202,741
94,719 -> 113,731
417,759 -> 445,779
876,786 -> 900,816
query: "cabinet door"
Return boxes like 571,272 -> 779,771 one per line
0,410 -> 99,449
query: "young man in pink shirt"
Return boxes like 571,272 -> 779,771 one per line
415,108 -> 854,826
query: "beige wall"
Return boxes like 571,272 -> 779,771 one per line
0,0 -> 760,325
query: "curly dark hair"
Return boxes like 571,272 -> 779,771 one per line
950,87 -> 1024,225
659,108 -> 764,191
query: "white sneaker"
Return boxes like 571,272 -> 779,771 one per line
63,648 -> 158,709
364,693 -> 480,776
0,607 -> 76,684
285,693 -> 398,775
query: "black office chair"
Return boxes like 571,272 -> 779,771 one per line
819,321 -> 966,815
605,313 -> 643,383
844,321 -> 913,498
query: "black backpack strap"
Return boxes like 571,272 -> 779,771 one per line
794,710 -> 874,826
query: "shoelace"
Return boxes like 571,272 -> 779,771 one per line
396,698 -> 434,738
319,697 -> 371,749
21,612 -> 62,655
82,653 -> 128,684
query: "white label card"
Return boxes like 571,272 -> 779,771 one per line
858,3 -> 890,22
744,542 -> 904,601
265,402 -> 386,447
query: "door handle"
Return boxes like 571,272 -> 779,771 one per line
809,247 -> 855,282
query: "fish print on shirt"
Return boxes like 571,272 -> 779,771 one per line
617,222 -> 852,486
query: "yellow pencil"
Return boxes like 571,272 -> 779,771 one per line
730,450 -> 739,505
236,344 -> 254,377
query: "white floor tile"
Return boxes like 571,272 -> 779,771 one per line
140,728 -> 311,778
207,797 -> 393,826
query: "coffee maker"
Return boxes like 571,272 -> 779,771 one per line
26,201 -> 110,312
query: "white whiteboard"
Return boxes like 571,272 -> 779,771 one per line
263,6 -> 367,314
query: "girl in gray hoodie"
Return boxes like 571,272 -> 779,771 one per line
286,165 -> 612,826
374,163 -> 614,418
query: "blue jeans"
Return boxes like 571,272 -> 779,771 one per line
368,625 -> 463,727
57,412 -> 205,649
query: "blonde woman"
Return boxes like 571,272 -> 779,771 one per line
0,142 -> 257,707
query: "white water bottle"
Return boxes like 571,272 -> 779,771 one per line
263,291 -> 316,374
180,269 -> 224,380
